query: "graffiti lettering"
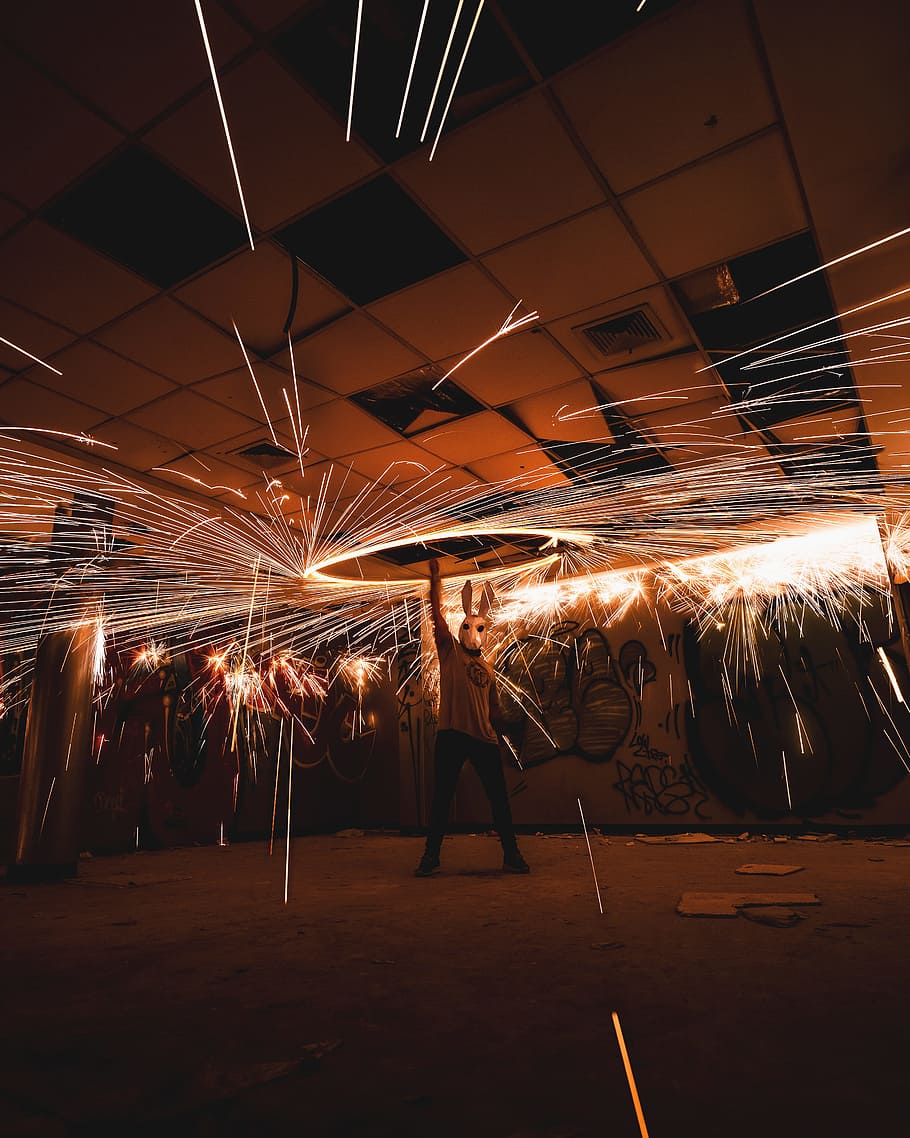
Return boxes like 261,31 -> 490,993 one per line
613,747 -> 710,819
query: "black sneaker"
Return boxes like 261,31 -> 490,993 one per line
503,853 -> 530,874
415,854 -> 440,877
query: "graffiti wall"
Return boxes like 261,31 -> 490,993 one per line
78,643 -> 400,853
438,596 -> 910,828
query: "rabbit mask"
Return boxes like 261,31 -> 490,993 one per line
458,579 -> 494,652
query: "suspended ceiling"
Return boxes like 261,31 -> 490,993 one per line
1,0 -> 908,559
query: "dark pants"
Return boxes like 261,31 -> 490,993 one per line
424,729 -> 519,857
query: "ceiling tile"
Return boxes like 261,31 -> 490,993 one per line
396,91 -> 605,253
366,465 -> 485,506
555,0 -> 777,194
196,363 -> 334,429
0,301 -> 78,372
276,175 -> 466,305
126,389 -> 258,450
367,264 -> 517,360
415,410 -> 535,465
97,298 -> 242,383
482,206 -> 657,321
591,351 -> 714,406
638,392 -> 768,464
338,440 -> 443,485
177,243 -> 349,355
82,419 -> 183,471
4,0 -> 249,132
45,146 -> 247,288
150,451 -> 257,502
283,459 -> 374,506
21,340 -> 176,416
276,313 -> 424,396
621,131 -> 807,278
497,0 -> 682,77
769,407 -> 863,446
0,45 -> 122,209
442,328 -> 584,406
0,377 -> 105,434
756,0 -> 909,256
509,379 -> 604,443
544,285 -> 694,374
467,447 -> 572,490
146,51 -> 378,230
0,222 -> 155,334
295,398 -> 401,456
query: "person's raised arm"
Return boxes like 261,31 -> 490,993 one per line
428,558 -> 451,647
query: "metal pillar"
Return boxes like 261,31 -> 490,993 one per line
10,626 -> 95,881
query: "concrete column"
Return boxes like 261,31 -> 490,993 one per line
11,626 -> 95,880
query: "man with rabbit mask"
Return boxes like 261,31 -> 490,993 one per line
415,557 -> 530,877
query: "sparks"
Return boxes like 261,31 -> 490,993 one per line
193,0 -> 255,250
577,796 -> 603,915
612,1011 -> 651,1138
396,0 -> 431,138
0,335 -> 63,375
428,0 -> 485,162
346,0 -> 365,142
431,300 -> 539,389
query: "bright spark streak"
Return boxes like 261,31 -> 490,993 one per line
429,0 -> 485,163
346,0 -> 365,142
39,776 -> 56,836
697,284 -> 910,374
92,619 -> 106,685
0,427 -> 117,449
612,1011 -> 651,1138
501,733 -> 523,770
232,320 -> 278,447
193,0 -> 255,251
751,225 -> 910,302
284,724 -> 293,905
396,0 -> 430,137
0,335 -> 63,375
577,796 -> 603,915
270,718 -> 284,856
431,300 -> 538,389
153,467 -> 246,500
781,750 -> 792,811
877,646 -> 905,703
636,0 -> 648,10
420,0 -> 464,142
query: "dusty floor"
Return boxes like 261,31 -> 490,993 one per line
3,832 -> 909,1137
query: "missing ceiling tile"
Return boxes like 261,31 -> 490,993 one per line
351,370 -> 483,435
231,440 -> 297,469
276,175 -> 466,304
44,146 -> 247,288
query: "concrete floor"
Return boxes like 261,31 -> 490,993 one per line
3,832 -> 909,1137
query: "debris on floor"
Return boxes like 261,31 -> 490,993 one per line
794,833 -> 837,841
635,832 -> 719,844
739,907 -> 805,928
590,941 -> 624,951
735,864 -> 805,876
677,891 -> 821,917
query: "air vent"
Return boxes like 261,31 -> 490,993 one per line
232,441 -> 296,469
574,305 -> 666,359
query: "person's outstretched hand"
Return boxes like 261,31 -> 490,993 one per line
428,557 -> 440,580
